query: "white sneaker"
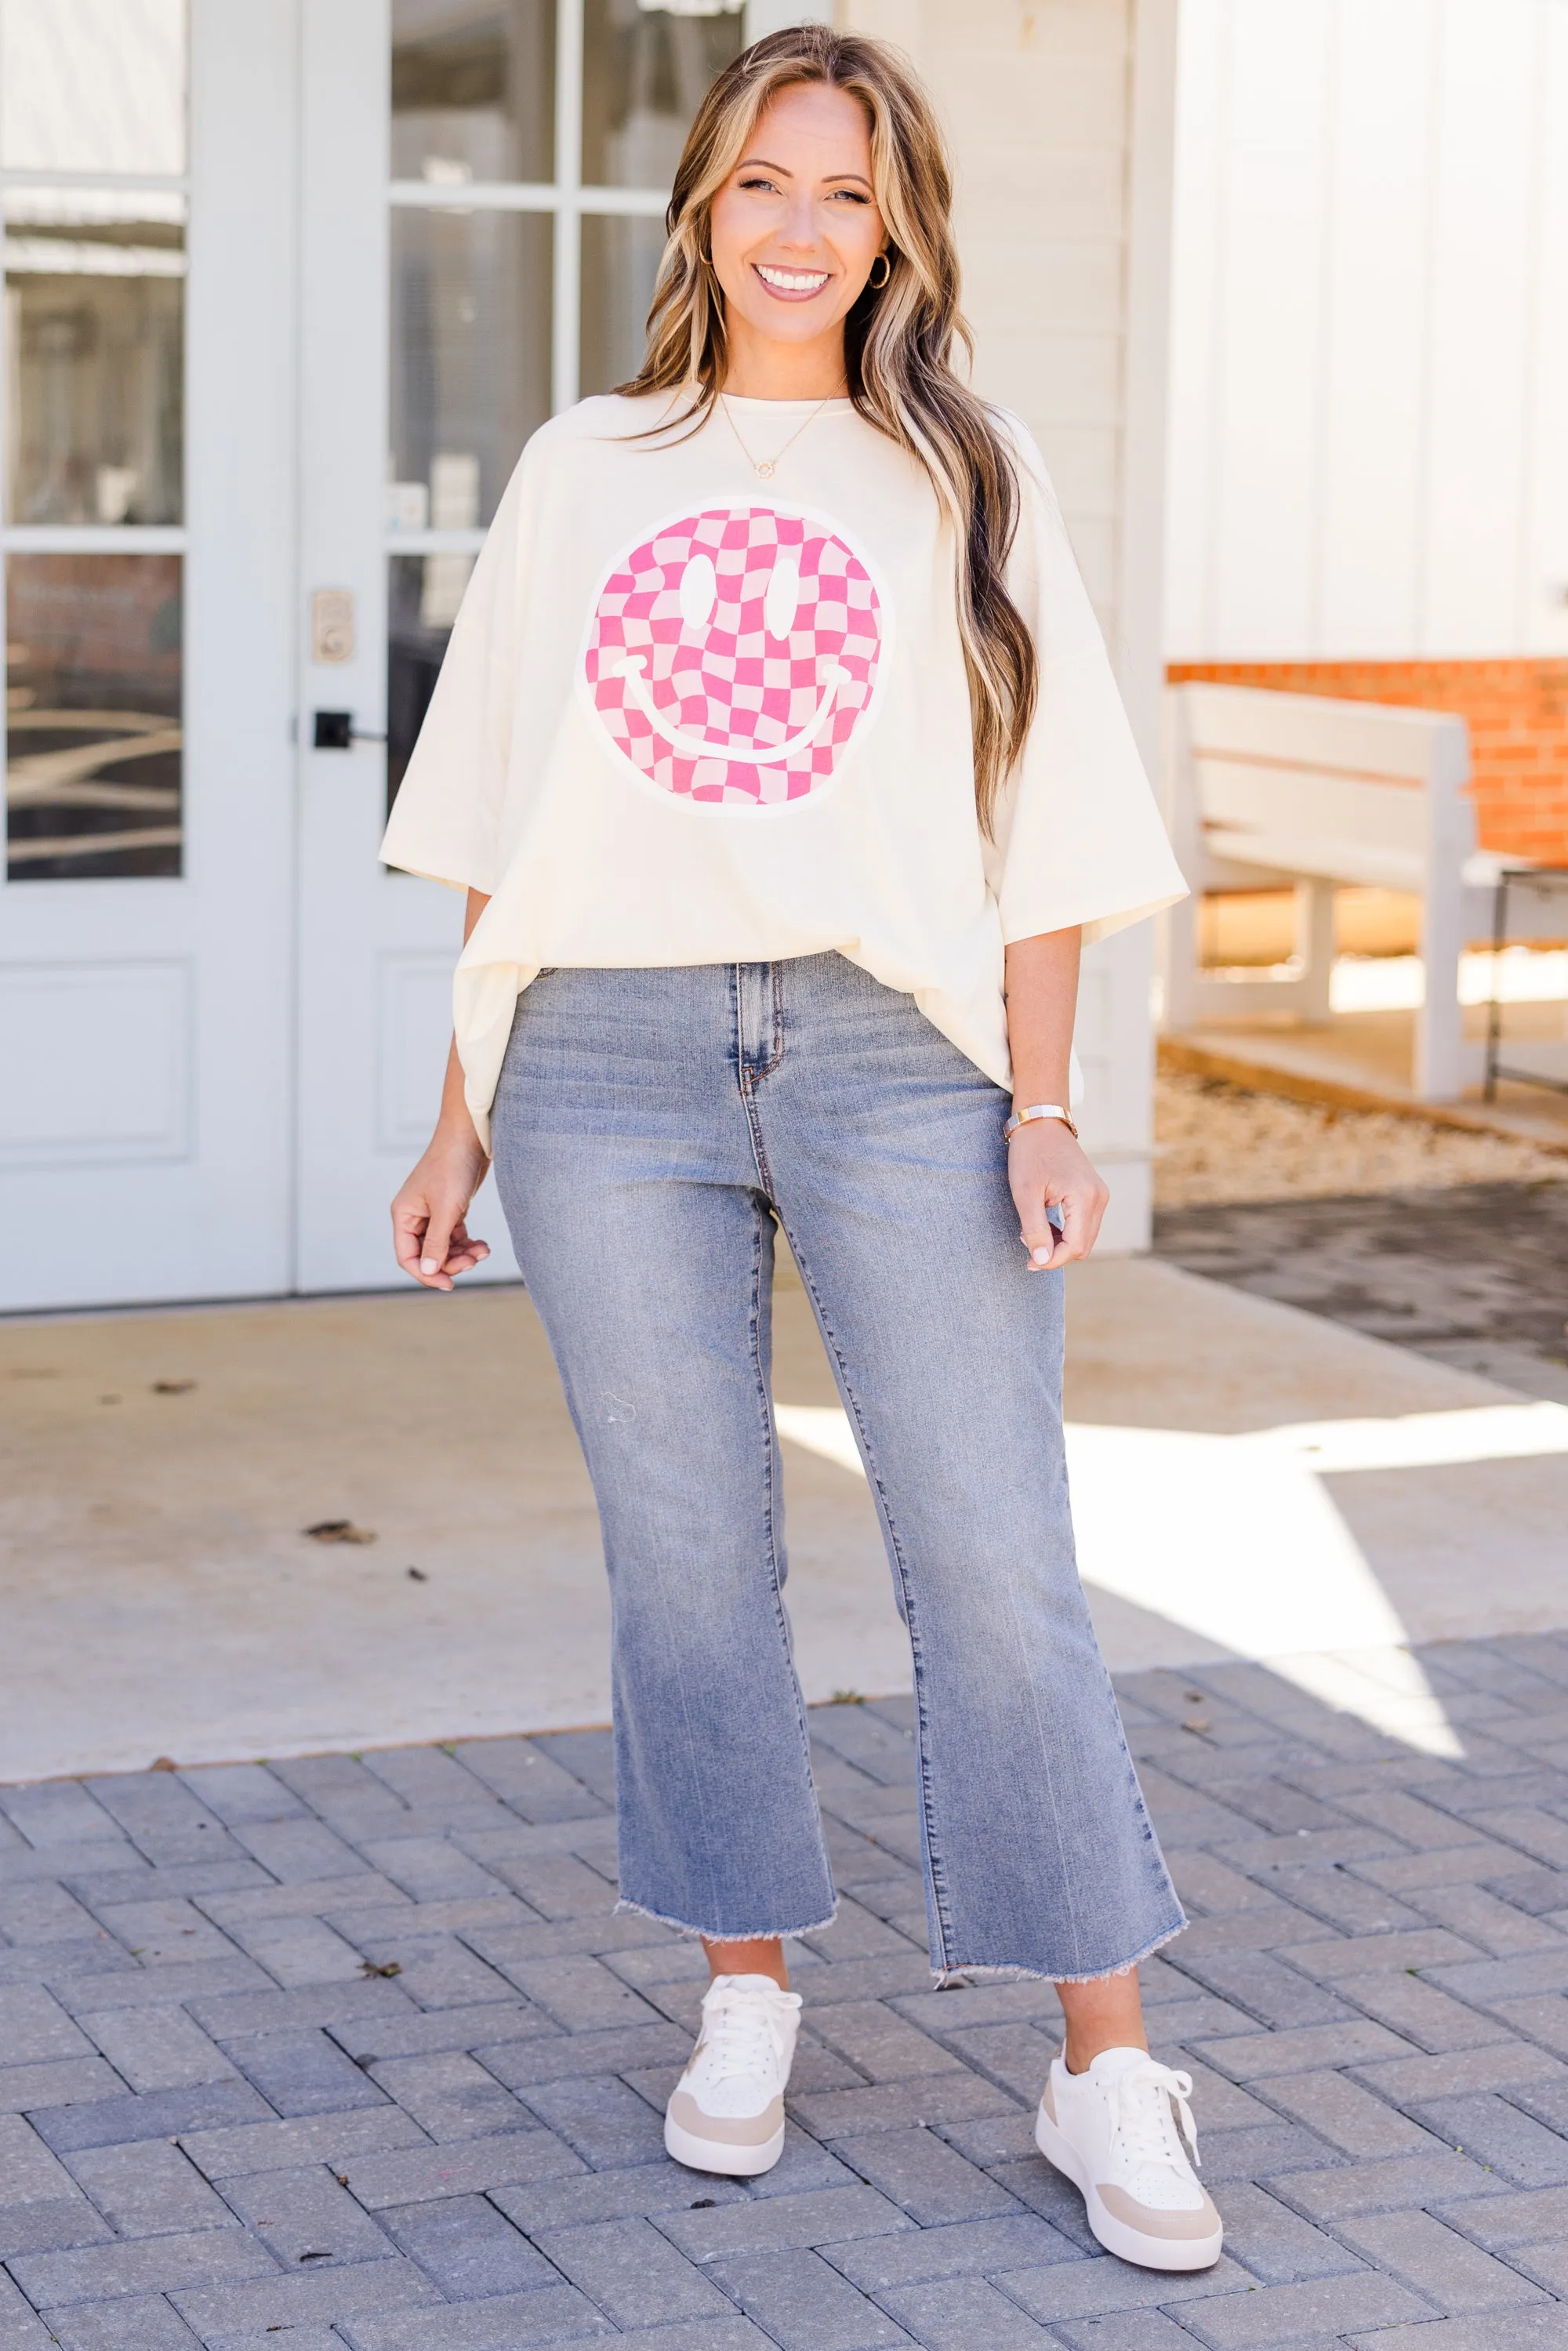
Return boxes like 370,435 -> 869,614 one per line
664,1973 -> 802,2177
1034,2044 -> 1223,2270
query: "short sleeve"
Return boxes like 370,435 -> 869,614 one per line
984,416 -> 1188,946
377,451 -> 531,896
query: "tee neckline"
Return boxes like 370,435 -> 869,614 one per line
717,393 -> 855,415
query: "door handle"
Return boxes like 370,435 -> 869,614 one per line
312,710 -> 387,749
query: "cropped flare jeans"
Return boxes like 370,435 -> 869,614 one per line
492,952 -> 1183,1981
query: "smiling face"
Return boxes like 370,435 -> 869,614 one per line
706,82 -> 887,386
583,503 -> 887,809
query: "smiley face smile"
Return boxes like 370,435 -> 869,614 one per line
609,651 -> 850,764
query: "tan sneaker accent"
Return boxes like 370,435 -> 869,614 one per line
1099,2182 -> 1222,2240
667,2088 -> 783,2148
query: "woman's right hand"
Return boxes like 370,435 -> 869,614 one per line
397,902 -> 498,1290
392,1114 -> 492,1291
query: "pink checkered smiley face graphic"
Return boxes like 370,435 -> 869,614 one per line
582,505 -> 885,807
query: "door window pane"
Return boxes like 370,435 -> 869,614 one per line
392,0 -> 554,185
6,552 -> 182,881
582,0 -> 745,189
387,553 -> 470,813
389,205 -> 550,532
4,190 -> 185,527
0,0 -> 187,176
580,211 -> 666,397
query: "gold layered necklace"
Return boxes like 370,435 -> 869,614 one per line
720,385 -> 846,482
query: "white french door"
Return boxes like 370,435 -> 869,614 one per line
0,0 -> 298,1312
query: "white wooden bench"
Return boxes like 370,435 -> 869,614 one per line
1160,681 -> 1531,1101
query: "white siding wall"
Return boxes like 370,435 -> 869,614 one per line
1167,0 -> 1568,663
848,0 -> 1177,1249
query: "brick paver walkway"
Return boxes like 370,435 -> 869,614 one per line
5,1640 -> 1568,2350
1154,1179 -> 1568,1405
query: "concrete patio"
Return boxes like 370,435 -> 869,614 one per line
5,1259 -> 1568,1782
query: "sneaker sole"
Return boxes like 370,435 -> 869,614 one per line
664,2108 -> 786,2178
1034,2098 -> 1222,2272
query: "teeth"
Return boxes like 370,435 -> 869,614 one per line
757,264 -> 828,292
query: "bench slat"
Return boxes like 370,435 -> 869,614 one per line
1202,826 -> 1425,892
1193,759 -> 1432,858
1182,682 -> 1458,783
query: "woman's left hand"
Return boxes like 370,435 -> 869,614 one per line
1007,1117 -> 1110,1269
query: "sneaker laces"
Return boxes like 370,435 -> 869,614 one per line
698,1983 -> 785,2084
1105,2058 -> 1200,2172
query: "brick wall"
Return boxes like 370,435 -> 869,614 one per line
1167,659 -> 1568,865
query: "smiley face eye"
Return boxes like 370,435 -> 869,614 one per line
764,554 -> 800,642
678,553 -> 717,632
677,548 -> 800,640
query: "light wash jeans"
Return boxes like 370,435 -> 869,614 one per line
492,954 -> 1184,1980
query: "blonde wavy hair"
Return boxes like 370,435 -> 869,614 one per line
618,24 -> 1037,830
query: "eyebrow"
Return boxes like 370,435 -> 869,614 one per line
737,154 -> 874,190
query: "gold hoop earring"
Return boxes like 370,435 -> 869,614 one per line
867,252 -> 891,290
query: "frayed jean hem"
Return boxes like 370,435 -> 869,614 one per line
614,1892 -> 840,1943
932,1912 -> 1188,1989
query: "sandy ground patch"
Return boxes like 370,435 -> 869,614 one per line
1155,1065 -> 1567,1206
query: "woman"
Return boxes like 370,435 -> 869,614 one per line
385,26 -> 1218,2272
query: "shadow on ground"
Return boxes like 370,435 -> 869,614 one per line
3,1637 -> 1568,2346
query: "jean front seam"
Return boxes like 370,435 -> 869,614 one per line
735,963 -> 782,1196
749,1193 -> 833,1929
739,1077 -> 775,1201
775,1207 -> 956,1977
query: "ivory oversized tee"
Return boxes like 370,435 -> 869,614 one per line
379,391 -> 1187,1147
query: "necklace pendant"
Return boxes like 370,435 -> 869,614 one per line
755,459 -> 776,480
